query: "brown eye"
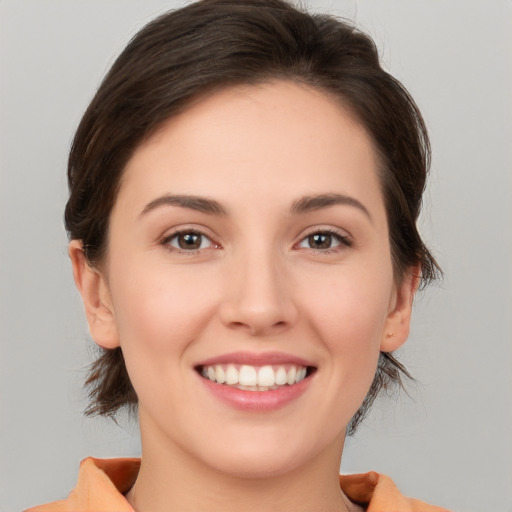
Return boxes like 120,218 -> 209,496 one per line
166,231 -> 213,251
307,233 -> 333,249
298,230 -> 351,251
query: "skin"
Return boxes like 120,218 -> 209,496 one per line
70,81 -> 419,512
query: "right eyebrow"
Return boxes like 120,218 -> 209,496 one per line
139,194 -> 227,217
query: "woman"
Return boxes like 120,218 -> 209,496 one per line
26,0 -> 448,510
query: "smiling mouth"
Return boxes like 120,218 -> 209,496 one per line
197,364 -> 315,391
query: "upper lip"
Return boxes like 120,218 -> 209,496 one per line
196,351 -> 315,368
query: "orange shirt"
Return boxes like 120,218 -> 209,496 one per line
25,457 -> 450,512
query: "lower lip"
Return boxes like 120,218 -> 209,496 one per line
199,374 -> 313,411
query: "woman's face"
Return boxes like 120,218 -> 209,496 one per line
74,81 -> 416,477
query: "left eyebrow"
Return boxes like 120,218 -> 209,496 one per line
290,193 -> 372,222
139,194 -> 227,217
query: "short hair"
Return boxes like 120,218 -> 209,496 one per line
65,0 -> 441,434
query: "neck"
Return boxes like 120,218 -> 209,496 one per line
127,417 -> 352,512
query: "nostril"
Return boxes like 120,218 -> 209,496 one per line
226,319 -> 289,336
228,321 -> 250,330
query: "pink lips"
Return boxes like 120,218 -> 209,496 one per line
196,351 -> 315,412
197,351 -> 313,368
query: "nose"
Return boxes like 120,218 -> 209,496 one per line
218,249 -> 298,336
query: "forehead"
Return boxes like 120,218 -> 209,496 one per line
141,80 -> 374,159
118,80 -> 385,221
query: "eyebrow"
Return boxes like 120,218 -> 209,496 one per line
140,194 -> 227,217
290,193 -> 372,221
139,192 -> 371,221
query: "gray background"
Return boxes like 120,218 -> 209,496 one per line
1,1 -> 511,511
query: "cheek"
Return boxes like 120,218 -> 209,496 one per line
307,267 -> 393,344
109,259 -> 221,357
304,265 -> 393,393
107,262 -> 224,414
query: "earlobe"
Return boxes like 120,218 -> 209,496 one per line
380,266 -> 421,352
68,240 -> 120,349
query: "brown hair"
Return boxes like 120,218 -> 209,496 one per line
65,0 -> 440,434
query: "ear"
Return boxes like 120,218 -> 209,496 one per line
68,240 -> 120,349
380,265 -> 421,352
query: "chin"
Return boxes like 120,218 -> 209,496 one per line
190,429 -> 332,480
207,451 -> 305,480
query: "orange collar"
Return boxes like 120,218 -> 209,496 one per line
25,457 -> 450,512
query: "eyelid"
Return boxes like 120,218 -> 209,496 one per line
294,226 -> 353,251
160,225 -> 222,253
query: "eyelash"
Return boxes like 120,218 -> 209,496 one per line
296,228 -> 352,253
161,230 -> 219,254
161,228 -> 352,255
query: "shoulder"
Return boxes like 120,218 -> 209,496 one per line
24,458 -> 140,512
340,471 -> 452,512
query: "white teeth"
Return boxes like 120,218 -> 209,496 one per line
239,365 -> 258,386
201,363 -> 309,390
296,367 -> 307,383
215,365 -> 226,384
286,366 -> 296,385
275,366 -> 287,386
225,364 -> 238,385
257,366 -> 275,387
